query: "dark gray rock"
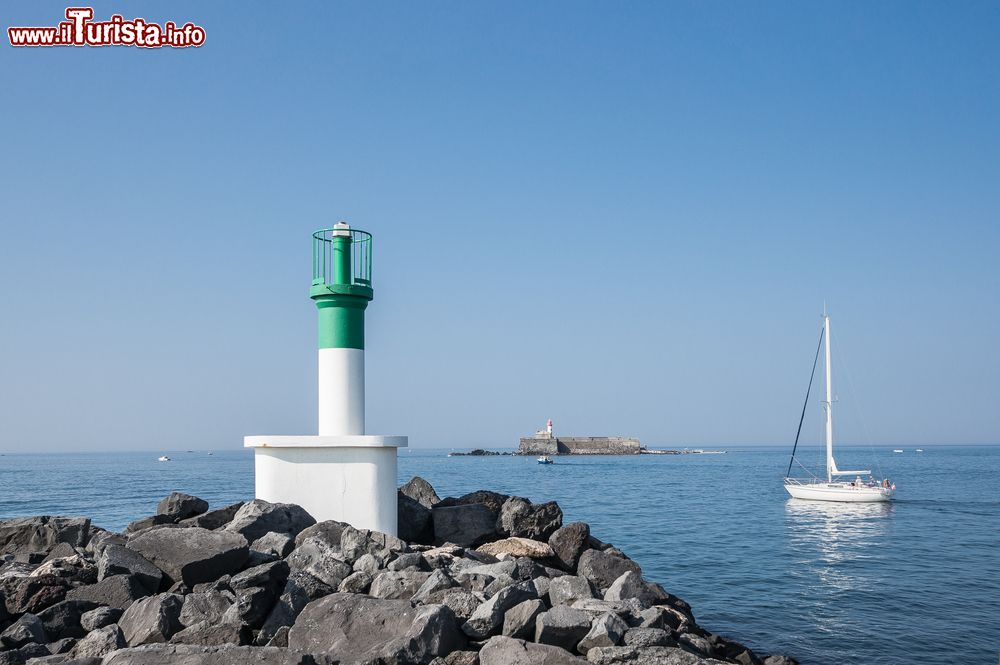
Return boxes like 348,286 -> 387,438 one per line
41,543 -> 78,563
66,574 -> 149,610
0,518 -> 90,557
264,626 -> 290,648
400,477 -> 441,508
444,651 -> 479,665
251,533 -> 294,559
178,591 -> 233,628
69,623 -> 125,659
1,613 -> 46,648
432,505 -> 498,548
156,494 -> 209,523
548,523 -> 590,572
351,553 -> 381,576
497,498 -> 563,541
388,552 -> 428,572
398,494 -> 435,546
257,571 -> 333,647
677,633 -> 712,657
461,581 -> 537,639
478,635 -> 586,665
337,571 -> 371,594
438,491 -> 508,516
623,628 -> 674,648
125,516 -> 174,534
118,593 -> 184,646
3,575 -> 70,614
501,598 -> 545,640
576,550 -> 642,594
97,544 -> 163,593
534,605 -> 592,652
339,527 -> 407,566
369,570 -> 431,600
285,538 -> 351,590
85,530 -> 124,558
423,588 -> 483,622
288,593 -> 465,664
0,643 -> 50,665
585,645 -> 708,665
604,571 -> 659,607
80,606 -> 122,632
225,500 -> 315,544
578,612 -> 629,654
37,600 -> 100,640
46,636 -> 77,653
126,528 -> 248,587
549,575 -> 595,607
27,557 -> 95,585
762,656 -> 799,665
101,644 -> 327,665
293,521 -> 348,550
170,620 -> 251,647
411,569 -> 457,604
177,503 -> 244,530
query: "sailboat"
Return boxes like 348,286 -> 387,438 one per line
784,313 -> 894,503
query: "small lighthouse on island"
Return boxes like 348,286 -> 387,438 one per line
245,223 -> 407,535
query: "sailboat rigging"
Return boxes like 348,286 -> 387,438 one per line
784,313 -> 895,503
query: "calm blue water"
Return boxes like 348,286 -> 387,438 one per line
1,445 -> 997,664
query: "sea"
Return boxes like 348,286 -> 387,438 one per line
1,444 -> 997,665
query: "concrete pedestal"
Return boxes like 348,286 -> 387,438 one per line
244,435 -> 407,535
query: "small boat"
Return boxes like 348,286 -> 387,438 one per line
207,452 -> 213,456
916,448 -> 924,452
536,456 -> 554,465
784,313 -> 894,503
157,455 -> 171,462
893,449 -> 904,453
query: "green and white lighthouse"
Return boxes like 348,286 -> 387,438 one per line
245,223 -> 407,535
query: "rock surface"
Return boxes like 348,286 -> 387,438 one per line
126,528 -> 248,587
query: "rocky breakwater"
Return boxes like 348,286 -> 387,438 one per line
0,480 -> 796,665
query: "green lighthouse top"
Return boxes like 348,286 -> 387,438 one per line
310,223 -> 374,300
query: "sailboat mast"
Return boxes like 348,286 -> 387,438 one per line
824,314 -> 834,483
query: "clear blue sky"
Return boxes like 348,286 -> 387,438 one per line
1,1 -> 998,452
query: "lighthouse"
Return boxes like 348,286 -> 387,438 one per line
245,223 -> 407,535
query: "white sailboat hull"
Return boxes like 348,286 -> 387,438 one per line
785,481 -> 892,503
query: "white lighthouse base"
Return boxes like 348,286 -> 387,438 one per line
243,435 -> 407,535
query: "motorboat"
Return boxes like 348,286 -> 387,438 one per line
536,456 -> 554,465
157,455 -> 171,462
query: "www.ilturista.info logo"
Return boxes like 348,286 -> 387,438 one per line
8,7 -> 205,48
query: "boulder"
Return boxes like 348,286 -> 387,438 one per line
288,593 -> 465,664
577,612 -> 629,654
351,553 -> 381,576
0,517 -> 90,557
69,623 -> 125,659
285,538 -> 351,590
398,493 -> 435,545
97,544 -> 163,593
170,620 -> 251,647
478,635 -> 586,665
388,552 -> 428,572
477,538 -> 554,560
225,500 -> 315,544
337,571 -> 372,594
179,591 -> 234,628
46,636 -> 77,654
126,528 -> 248,587
501,598 -> 545,640
37,600 -> 100,640
85,530 -> 125,558
3,575 -> 70,614
369,570 -> 431,600
125,516 -> 174,534
251,532 -> 295,559
339,527 -> 407,566
535,605 -> 592,652
622,628 -> 674,648
293,521 -> 348,549
423,588 -> 483,622
177,502 -> 244,530
438,491 -> 508,516
570,599 -> 645,623
156,494 -> 209,523
576,551 -> 641,593
400,477 -> 441,508
80,606 -> 122,632
29,556 -> 96,584
66,574 -> 149,610
101,644 -> 326,665
762,657 -> 799,665
41,542 -> 78,562
604,572 -> 657,607
1,613 -> 46,648
432,505 -> 498,548
445,651 -> 480,665
677,633 -> 713,657
585,646 -> 711,665
0,643 -> 50,665
118,593 -> 184,646
461,581 -> 537,639
549,576 -> 595,607
412,569 -> 457,604
497,498 -> 563,541
257,571 -> 333,646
